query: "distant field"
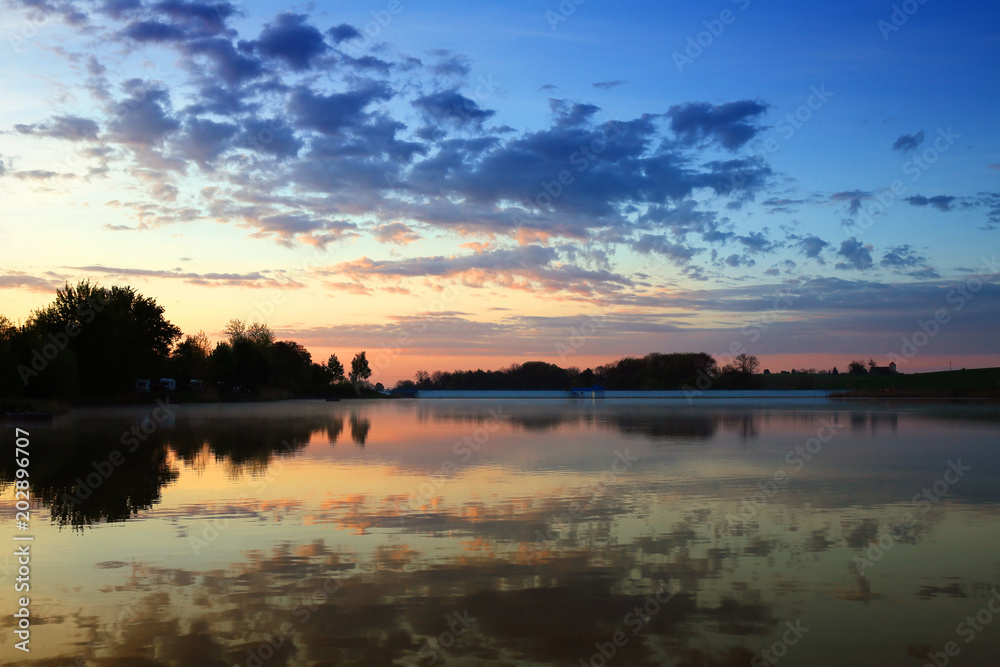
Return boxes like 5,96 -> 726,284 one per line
758,366 -> 1000,394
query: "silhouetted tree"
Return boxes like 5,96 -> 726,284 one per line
350,351 -> 372,387
734,353 -> 760,375
848,360 -> 868,375
24,281 -> 180,395
325,354 -> 345,384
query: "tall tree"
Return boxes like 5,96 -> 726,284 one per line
349,351 -> 372,387
325,353 -> 345,384
26,281 -> 181,394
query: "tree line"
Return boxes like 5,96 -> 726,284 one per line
0,281 -> 373,402
2,281 -> 779,403
395,352 -> 763,391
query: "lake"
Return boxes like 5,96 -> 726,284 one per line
2,398 -> 1000,666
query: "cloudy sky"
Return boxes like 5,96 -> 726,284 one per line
1,0 -> 998,382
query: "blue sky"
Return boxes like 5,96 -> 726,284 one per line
1,0 -> 998,380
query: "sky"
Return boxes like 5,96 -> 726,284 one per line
0,0 -> 998,384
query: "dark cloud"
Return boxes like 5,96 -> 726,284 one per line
549,99 -> 600,128
835,238 -> 874,271
630,235 -> 700,264
14,115 -> 99,141
831,190 -> 872,217
256,13 -> 328,71
397,116 -> 771,240
736,230 -> 778,254
341,54 -> 392,74
724,253 -> 756,268
667,100 -> 769,151
174,117 -> 237,167
905,194 -> 956,212
412,90 -> 495,129
122,19 -> 188,42
151,0 -> 236,35
880,244 -> 927,268
99,0 -> 141,19
892,130 -> 925,152
797,235 -> 829,259
289,83 -> 393,135
183,84 -> 249,116
238,118 -> 303,158
593,80 -> 625,90
328,23 -> 360,44
640,201 -> 733,243
183,37 -> 265,85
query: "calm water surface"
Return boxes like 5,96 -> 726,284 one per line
2,399 -> 999,666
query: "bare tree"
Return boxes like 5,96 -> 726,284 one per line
734,353 -> 760,375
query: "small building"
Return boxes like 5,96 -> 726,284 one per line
189,379 -> 204,391
135,379 -> 151,393
158,378 -> 177,391
868,362 -> 898,376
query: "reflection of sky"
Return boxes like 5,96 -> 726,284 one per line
2,400 -> 1000,665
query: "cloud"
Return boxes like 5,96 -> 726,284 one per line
549,99 -> 600,128
630,235 -> 700,264
13,170 -> 65,180
373,222 -> 421,245
183,37 -> 265,85
412,90 -> 495,130
428,50 -> 471,77
238,212 -> 359,248
797,235 -> 830,259
835,237 -> 874,271
593,80 -> 625,90
905,194 -> 956,212
236,117 -> 303,158
892,130 -> 925,152
880,244 -> 927,268
68,265 -> 304,287
288,83 -> 393,135
151,0 -> 236,35
14,115 -> 100,141
122,19 -> 188,41
4,6 -> 779,256
667,100 -> 769,151
736,230 -> 778,254
328,23 -> 360,43
325,245 -> 634,297
831,190 -> 872,217
0,271 -> 59,292
174,117 -> 238,168
255,13 -> 328,71
107,84 -> 181,147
